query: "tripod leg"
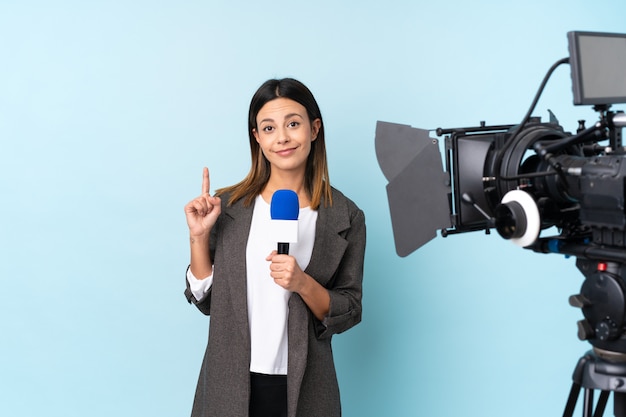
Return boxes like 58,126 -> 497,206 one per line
593,391 -> 609,417
584,388 -> 595,417
564,382 -> 582,417
614,392 -> 626,417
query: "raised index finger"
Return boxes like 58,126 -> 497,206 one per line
202,167 -> 210,195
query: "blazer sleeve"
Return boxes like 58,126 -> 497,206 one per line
316,206 -> 366,339
183,223 -> 219,316
184,266 -> 213,315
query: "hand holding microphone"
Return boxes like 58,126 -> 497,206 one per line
270,189 -> 299,254
268,190 -> 304,291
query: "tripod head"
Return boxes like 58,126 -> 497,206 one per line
569,259 -> 626,355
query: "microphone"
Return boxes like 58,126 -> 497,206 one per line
270,190 -> 299,254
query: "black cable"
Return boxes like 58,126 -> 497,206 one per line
497,57 -> 570,177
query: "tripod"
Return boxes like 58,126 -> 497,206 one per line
563,349 -> 626,417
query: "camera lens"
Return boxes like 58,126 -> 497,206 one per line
495,201 -> 527,239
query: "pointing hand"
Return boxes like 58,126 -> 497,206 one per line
184,167 -> 222,238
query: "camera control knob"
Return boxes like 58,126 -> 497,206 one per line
576,319 -> 594,341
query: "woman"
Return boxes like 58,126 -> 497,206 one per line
183,78 -> 366,417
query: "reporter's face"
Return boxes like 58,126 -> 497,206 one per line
252,98 -> 320,175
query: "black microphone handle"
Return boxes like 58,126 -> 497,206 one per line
277,242 -> 289,255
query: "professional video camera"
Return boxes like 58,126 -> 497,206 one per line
375,31 -> 626,416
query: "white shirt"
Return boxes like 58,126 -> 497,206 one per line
187,195 -> 317,375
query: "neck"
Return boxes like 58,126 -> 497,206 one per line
262,173 -> 310,207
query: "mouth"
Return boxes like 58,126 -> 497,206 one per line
274,147 -> 298,157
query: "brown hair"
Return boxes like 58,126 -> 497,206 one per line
216,78 -> 332,209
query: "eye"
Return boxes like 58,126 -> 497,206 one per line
287,121 -> 300,128
262,125 -> 274,132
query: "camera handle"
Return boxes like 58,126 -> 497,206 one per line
591,105 -> 625,153
607,110 -> 626,152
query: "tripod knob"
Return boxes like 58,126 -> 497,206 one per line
576,319 -> 594,340
569,294 -> 590,308
596,319 -> 620,341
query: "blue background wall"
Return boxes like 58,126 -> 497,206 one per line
1,1 -> 624,415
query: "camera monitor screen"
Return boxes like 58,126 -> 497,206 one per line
568,31 -> 626,106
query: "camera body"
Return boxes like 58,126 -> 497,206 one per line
442,114 -> 626,249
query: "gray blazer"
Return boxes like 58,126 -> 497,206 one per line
184,187 -> 366,417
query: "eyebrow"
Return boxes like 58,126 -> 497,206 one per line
259,113 -> 304,124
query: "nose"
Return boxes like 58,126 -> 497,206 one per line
276,127 -> 290,144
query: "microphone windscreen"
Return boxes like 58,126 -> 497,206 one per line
270,190 -> 299,220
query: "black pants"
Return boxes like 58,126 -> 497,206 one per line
249,372 -> 288,417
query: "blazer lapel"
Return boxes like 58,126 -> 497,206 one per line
305,196 -> 350,287
221,199 -> 254,344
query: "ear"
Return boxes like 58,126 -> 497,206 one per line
252,128 -> 260,143
311,118 -> 321,141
